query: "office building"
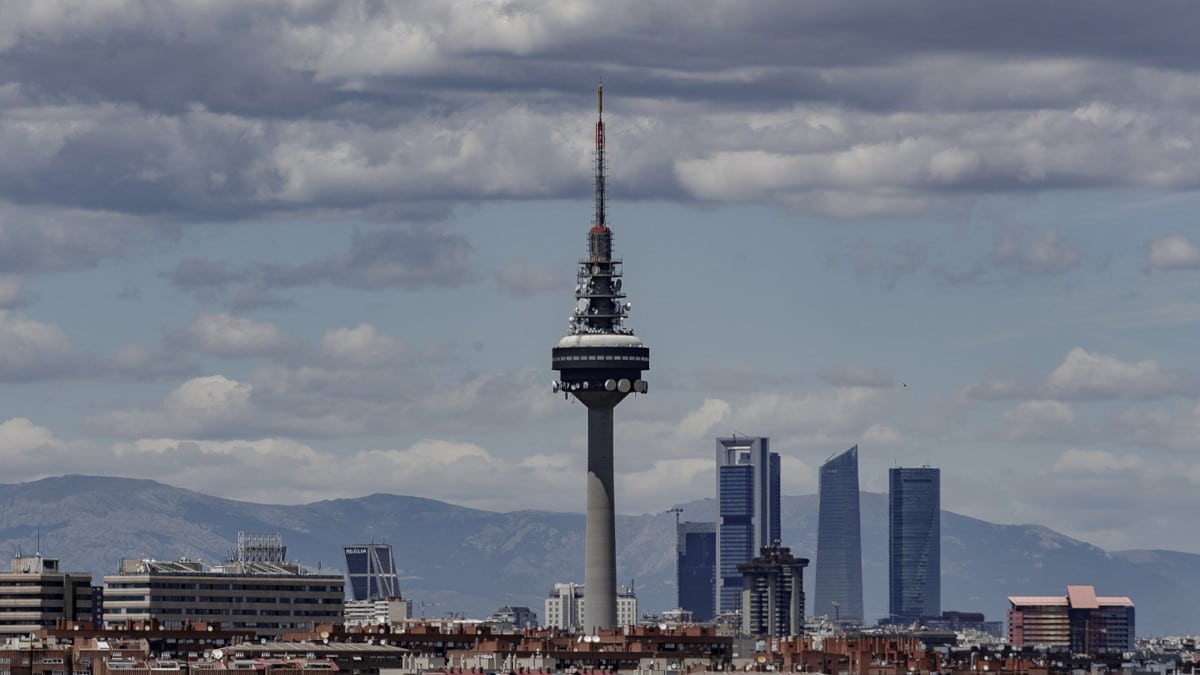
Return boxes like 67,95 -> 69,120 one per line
813,445 -> 863,625
889,466 -> 940,624
0,553 -> 92,636
676,521 -> 717,622
550,84 -> 650,632
544,582 -> 637,632
103,533 -> 344,638
1008,585 -> 1134,653
715,435 -> 780,615
344,596 -> 412,627
343,543 -> 400,601
738,543 -> 808,638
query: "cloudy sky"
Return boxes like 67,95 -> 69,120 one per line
2,0 -> 1200,553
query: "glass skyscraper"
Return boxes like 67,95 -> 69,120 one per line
814,445 -> 863,624
343,543 -> 400,601
888,467 -> 940,624
715,436 -> 780,615
676,521 -> 717,621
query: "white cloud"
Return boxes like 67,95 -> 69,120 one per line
319,324 -> 410,367
967,348 -> 1196,402
0,310 -> 89,380
1052,448 -> 1144,475
1047,347 -> 1194,400
1147,233 -> 1200,271
175,313 -> 291,357
1004,400 -> 1076,441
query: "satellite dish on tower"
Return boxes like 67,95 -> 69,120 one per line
576,298 -> 590,314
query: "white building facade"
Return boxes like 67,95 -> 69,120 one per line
544,582 -> 637,632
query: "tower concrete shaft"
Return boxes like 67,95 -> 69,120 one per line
551,85 -> 649,632
582,392 -> 624,631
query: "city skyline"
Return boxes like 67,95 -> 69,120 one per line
1,2 -> 1200,559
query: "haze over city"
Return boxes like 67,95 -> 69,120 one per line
0,1 -> 1198,559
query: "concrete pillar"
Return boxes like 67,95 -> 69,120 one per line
584,402 -> 618,632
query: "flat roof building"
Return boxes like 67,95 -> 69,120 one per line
1008,585 -> 1134,654
0,554 -> 92,637
102,557 -> 344,639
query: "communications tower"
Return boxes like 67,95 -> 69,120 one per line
551,84 -> 650,633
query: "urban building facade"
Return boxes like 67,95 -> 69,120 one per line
544,582 -> 637,632
343,543 -> 400,601
715,435 -> 780,615
813,445 -> 863,625
0,554 -> 92,636
344,596 -> 412,627
676,521 -> 716,622
889,466 -> 941,624
102,557 -> 345,638
737,544 -> 808,638
484,605 -> 539,629
1008,585 -> 1134,653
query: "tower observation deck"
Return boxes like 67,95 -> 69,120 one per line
551,84 -> 649,633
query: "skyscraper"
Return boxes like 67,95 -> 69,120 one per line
814,445 -> 863,624
889,466 -> 940,624
551,85 -> 650,632
343,543 -> 400,601
676,521 -> 716,622
715,436 -> 780,615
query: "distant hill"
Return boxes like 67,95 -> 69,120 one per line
0,475 -> 1194,634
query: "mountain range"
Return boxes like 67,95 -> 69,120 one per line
0,475 -> 1194,635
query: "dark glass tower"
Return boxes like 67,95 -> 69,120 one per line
715,436 -> 780,616
676,521 -> 717,621
551,85 -> 650,633
343,543 -> 400,601
814,446 -> 864,624
889,466 -> 941,624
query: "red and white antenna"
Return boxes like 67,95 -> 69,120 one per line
593,83 -> 607,231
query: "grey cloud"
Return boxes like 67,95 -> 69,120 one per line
0,213 -> 163,275
493,257 -> 566,297
991,228 -> 1080,277
836,240 -> 927,289
164,258 -> 258,295
0,2 -> 1198,222
264,226 -> 477,291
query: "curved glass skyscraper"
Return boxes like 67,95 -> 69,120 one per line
814,446 -> 863,624
888,466 -> 941,624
